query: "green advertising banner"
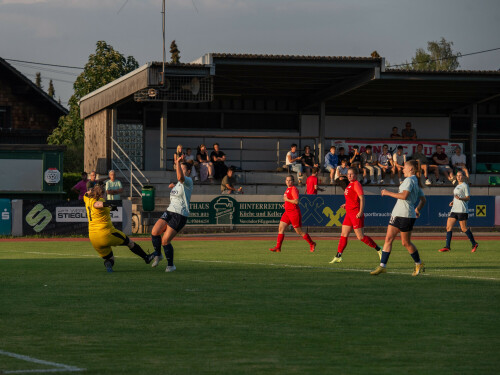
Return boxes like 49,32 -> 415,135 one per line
188,196 -> 284,225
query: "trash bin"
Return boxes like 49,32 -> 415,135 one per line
141,186 -> 155,212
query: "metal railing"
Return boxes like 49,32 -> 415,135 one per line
111,137 -> 150,197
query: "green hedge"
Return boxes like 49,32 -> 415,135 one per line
63,172 -> 83,200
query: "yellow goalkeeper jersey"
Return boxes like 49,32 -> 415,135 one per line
83,194 -> 113,233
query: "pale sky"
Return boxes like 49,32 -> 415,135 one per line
1,0 -> 499,107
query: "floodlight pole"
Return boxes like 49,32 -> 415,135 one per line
160,0 -> 168,170
162,0 -> 166,84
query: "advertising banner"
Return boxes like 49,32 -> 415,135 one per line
0,198 -> 11,235
187,195 -> 494,227
332,140 -> 464,158
23,200 -> 123,235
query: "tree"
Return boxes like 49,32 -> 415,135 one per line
370,50 -> 380,58
47,41 -> 139,148
35,72 -> 43,89
170,40 -> 180,64
48,80 -> 55,98
406,37 -> 460,71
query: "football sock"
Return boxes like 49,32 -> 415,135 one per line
465,229 -> 476,246
380,251 -> 390,267
163,244 -> 174,266
410,250 -> 421,264
445,231 -> 452,249
276,233 -> 285,248
336,252 -> 342,258
152,235 -> 162,255
129,243 -> 148,259
361,236 -> 378,249
337,236 -> 348,254
303,233 -> 314,245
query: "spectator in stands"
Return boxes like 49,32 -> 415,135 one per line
361,145 -> 381,184
301,145 -> 319,176
184,147 -> 199,182
412,143 -> 439,186
221,166 -> 243,194
451,145 -> 469,181
306,167 -> 324,195
338,146 -> 349,165
105,170 -> 123,201
390,126 -> 402,139
432,145 -> 454,184
349,145 -> 362,172
86,171 -> 98,190
210,143 -> 228,180
402,121 -> 417,140
72,172 -> 88,200
197,144 -> 215,183
173,144 -> 184,170
286,144 -> 304,185
393,145 -> 407,184
377,144 -> 395,184
324,145 -> 339,184
335,159 -> 349,190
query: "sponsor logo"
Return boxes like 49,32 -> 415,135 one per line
44,168 -> 61,184
56,207 -> 122,222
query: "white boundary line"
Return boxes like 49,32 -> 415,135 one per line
0,350 -> 84,374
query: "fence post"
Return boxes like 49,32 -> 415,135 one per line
240,138 -> 243,170
130,162 -> 133,198
277,139 -> 280,169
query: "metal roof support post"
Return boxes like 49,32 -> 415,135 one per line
160,101 -> 168,170
318,101 -> 326,166
470,104 -> 477,174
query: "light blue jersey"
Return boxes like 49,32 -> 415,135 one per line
451,182 -> 470,213
167,177 -> 193,217
391,175 -> 424,218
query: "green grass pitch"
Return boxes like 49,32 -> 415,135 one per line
1,238 -> 499,374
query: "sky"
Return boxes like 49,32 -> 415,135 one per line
1,0 -> 500,107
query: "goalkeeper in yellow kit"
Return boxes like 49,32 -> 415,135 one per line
84,183 -> 154,272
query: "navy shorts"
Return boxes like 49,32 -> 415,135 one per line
449,212 -> 468,221
160,211 -> 187,232
389,216 -> 416,232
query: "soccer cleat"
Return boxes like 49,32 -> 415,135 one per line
145,252 -> 156,264
412,263 -> 425,276
329,256 -> 342,264
425,179 -> 432,185
438,247 -> 450,252
269,246 -> 281,252
471,243 -> 479,253
151,254 -> 164,267
370,266 -> 386,275
104,260 -> 113,273
377,249 -> 382,260
165,265 -> 176,273
310,242 -> 316,252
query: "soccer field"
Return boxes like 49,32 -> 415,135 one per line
1,237 -> 499,375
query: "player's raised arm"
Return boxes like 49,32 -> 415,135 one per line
176,154 -> 185,183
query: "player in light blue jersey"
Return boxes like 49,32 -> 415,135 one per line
371,160 -> 427,276
150,155 -> 193,272
439,170 -> 478,253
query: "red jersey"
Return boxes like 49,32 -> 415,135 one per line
306,175 -> 318,195
284,186 -> 300,212
344,180 -> 363,211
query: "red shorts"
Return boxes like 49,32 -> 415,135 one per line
281,210 -> 302,228
343,209 -> 364,229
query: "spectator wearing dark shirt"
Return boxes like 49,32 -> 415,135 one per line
210,143 -> 228,180
197,144 -> 215,183
221,166 -> 243,194
361,145 -> 381,184
432,144 -> 454,184
306,167 -> 324,195
349,145 -> 362,173
338,147 -> 349,165
324,146 -> 339,184
411,143 -> 439,185
301,145 -> 319,177
390,126 -> 402,139
402,121 -> 417,140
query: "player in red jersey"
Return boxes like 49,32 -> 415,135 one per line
270,175 -> 316,252
329,168 -> 381,263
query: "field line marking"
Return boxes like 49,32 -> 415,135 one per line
180,258 -> 500,281
0,349 -> 84,373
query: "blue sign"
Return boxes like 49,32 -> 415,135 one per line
0,199 -> 11,235
299,195 -> 495,227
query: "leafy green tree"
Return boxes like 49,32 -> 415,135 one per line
48,79 -> 55,98
35,72 -> 43,89
48,41 -> 139,149
370,50 -> 380,58
407,37 -> 460,71
170,40 -> 180,64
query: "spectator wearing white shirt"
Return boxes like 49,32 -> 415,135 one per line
451,146 -> 469,181
393,146 -> 407,184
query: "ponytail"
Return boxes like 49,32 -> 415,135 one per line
407,160 -> 424,188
